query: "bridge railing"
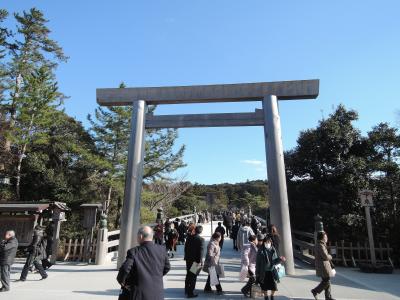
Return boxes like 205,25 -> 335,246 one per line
103,213 -> 197,262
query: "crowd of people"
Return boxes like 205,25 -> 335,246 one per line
0,209 -> 335,300
0,224 -> 53,292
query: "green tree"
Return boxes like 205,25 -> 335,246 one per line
0,8 -> 67,200
88,86 -> 186,226
367,123 -> 400,226
20,110 -> 107,236
285,105 -> 369,238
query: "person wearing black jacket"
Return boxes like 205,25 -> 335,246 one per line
0,230 -> 18,292
20,226 -> 48,281
117,226 -> 170,300
231,221 -> 240,251
184,225 -> 204,298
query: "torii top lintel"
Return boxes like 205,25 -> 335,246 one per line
97,79 -> 319,106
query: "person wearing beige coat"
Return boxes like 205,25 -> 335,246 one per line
311,231 -> 335,300
203,232 -> 223,295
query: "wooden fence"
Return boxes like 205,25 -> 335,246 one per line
292,230 -> 394,267
58,238 -> 97,262
57,213 -> 197,263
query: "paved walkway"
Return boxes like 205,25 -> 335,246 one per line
3,222 -> 400,299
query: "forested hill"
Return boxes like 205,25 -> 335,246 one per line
173,180 -> 269,217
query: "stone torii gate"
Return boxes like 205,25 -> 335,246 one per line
96,79 -> 319,274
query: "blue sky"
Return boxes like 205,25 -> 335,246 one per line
5,1 -> 400,184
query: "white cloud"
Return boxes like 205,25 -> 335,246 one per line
241,159 -> 265,166
240,160 -> 266,172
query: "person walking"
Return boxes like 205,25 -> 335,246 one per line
214,222 -> 226,249
311,231 -> 335,300
117,226 -> 171,300
240,234 -> 258,297
251,216 -> 259,235
256,235 -> 285,300
166,224 -> 179,258
184,225 -> 205,298
225,213 -> 233,238
231,220 -> 240,251
203,232 -> 224,295
237,220 -> 255,251
0,230 -> 18,292
20,226 -> 48,281
269,225 -> 281,254
178,220 -> 188,245
154,220 -> 164,245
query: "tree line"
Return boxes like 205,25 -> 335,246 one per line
0,8 -> 185,237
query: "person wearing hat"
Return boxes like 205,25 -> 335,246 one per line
256,233 -> 265,249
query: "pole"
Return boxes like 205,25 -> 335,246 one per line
365,206 -> 376,266
263,95 -> 295,275
117,100 -> 147,268
50,220 -> 61,264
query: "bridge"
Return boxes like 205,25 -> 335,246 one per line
5,221 -> 400,300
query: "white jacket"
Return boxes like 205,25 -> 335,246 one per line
236,225 -> 255,251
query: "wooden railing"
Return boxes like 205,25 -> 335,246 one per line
291,229 -> 394,267
104,213 -> 197,260
58,238 -> 97,262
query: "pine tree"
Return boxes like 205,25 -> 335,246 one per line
88,83 -> 186,226
0,8 -> 67,200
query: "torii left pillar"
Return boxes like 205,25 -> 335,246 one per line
117,100 -> 147,268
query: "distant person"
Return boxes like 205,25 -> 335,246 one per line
240,234 -> 258,297
117,226 -> 171,300
203,232 -> 223,295
251,216 -> 259,235
20,226 -> 48,281
198,214 -> 204,224
0,230 -> 18,292
256,235 -> 285,300
225,213 -> 233,238
184,225 -> 204,298
269,225 -> 280,254
154,221 -> 164,245
237,220 -> 255,251
311,231 -> 335,300
178,220 -> 188,245
231,221 -> 240,251
165,224 -> 179,258
173,218 -> 180,232
256,233 -> 265,248
42,223 -> 54,269
214,222 -> 226,249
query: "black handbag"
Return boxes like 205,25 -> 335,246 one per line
118,287 -> 130,300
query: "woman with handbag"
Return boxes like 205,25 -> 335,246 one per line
255,235 -> 285,300
240,234 -> 258,297
311,231 -> 335,300
202,232 -> 224,295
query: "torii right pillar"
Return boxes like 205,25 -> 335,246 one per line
263,95 -> 295,275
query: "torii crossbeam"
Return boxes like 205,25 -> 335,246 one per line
96,79 -> 320,274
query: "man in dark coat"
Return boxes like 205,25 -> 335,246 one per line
177,220 -> 187,245
184,225 -> 204,298
20,226 -> 48,281
225,213 -> 233,238
117,226 -> 171,300
231,221 -> 240,251
0,230 -> 18,292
